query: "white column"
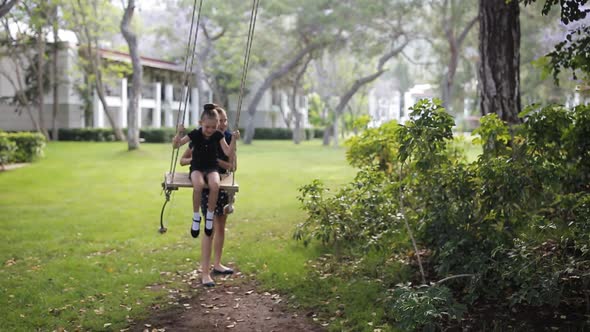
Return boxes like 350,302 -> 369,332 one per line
154,82 -> 162,128
93,90 -> 104,128
120,78 -> 128,128
137,89 -> 142,128
190,88 -> 199,127
165,84 -> 174,127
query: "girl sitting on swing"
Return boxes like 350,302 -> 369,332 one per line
173,103 -> 239,238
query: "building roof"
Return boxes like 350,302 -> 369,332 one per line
98,48 -> 187,73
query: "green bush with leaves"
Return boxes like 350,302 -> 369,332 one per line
296,99 -> 590,328
58,128 -> 117,142
345,120 -> 401,172
139,128 -> 177,143
387,284 -> 466,332
0,132 -> 46,163
0,134 -> 17,167
294,169 -> 402,252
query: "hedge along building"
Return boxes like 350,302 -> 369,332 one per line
0,37 -> 310,135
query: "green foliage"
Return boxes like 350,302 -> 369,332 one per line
250,128 -> 293,140
297,99 -> 590,328
523,0 -> 590,83
345,120 -> 401,172
57,128 -> 320,142
397,98 -> 455,167
0,134 -> 17,166
472,113 -> 512,157
307,93 -> 330,127
387,284 -> 466,332
57,128 -> 118,142
138,128 -> 177,143
295,169 -> 401,251
0,132 -> 46,163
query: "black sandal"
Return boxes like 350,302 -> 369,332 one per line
190,219 -> 200,238
204,217 -> 214,236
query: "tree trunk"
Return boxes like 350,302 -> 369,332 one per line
322,125 -> 332,146
291,55 -> 311,144
36,29 -> 49,140
0,57 -> 41,132
78,0 -> 125,140
121,0 -> 142,150
478,0 -> 521,124
441,0 -> 477,112
243,43 -> 321,144
51,6 -> 59,141
291,93 -> 303,144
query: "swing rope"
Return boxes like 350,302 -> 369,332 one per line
232,0 -> 260,186
161,0 -> 258,232
167,0 -> 204,185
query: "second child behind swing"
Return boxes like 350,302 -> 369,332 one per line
173,103 -> 239,238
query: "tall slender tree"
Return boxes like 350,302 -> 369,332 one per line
49,0 -> 60,140
438,0 -> 478,112
121,0 -> 141,150
63,0 -> 125,140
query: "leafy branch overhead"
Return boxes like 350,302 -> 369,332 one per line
523,0 -> 590,82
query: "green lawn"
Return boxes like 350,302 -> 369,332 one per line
0,140 -> 356,331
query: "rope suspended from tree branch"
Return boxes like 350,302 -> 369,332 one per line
167,0 -> 204,184
232,0 -> 260,186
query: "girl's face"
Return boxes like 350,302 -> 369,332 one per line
218,112 -> 228,131
200,117 -> 219,137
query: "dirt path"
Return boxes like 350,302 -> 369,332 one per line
129,269 -> 326,332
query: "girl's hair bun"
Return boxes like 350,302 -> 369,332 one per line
204,103 -> 217,111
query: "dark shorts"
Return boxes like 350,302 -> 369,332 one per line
201,189 -> 230,216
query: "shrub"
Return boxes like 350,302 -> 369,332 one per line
139,128 -> 177,143
252,128 -> 292,140
297,99 -> 590,328
387,284 -> 466,332
58,128 -> 117,142
0,134 -> 17,167
1,132 -> 46,163
345,120 -> 401,172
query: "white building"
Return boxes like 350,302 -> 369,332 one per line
368,79 -> 437,127
0,42 -> 309,133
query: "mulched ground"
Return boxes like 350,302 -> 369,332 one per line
129,269 -> 326,332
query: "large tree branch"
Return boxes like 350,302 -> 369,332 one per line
0,0 -> 19,19
243,42 -> 324,143
247,42 -> 323,118
458,16 -> 478,46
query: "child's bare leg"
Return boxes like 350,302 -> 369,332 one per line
200,227 -> 215,286
212,213 -> 232,274
190,171 -> 205,238
204,172 -> 220,236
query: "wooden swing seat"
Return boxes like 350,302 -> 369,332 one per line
162,172 -> 239,193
